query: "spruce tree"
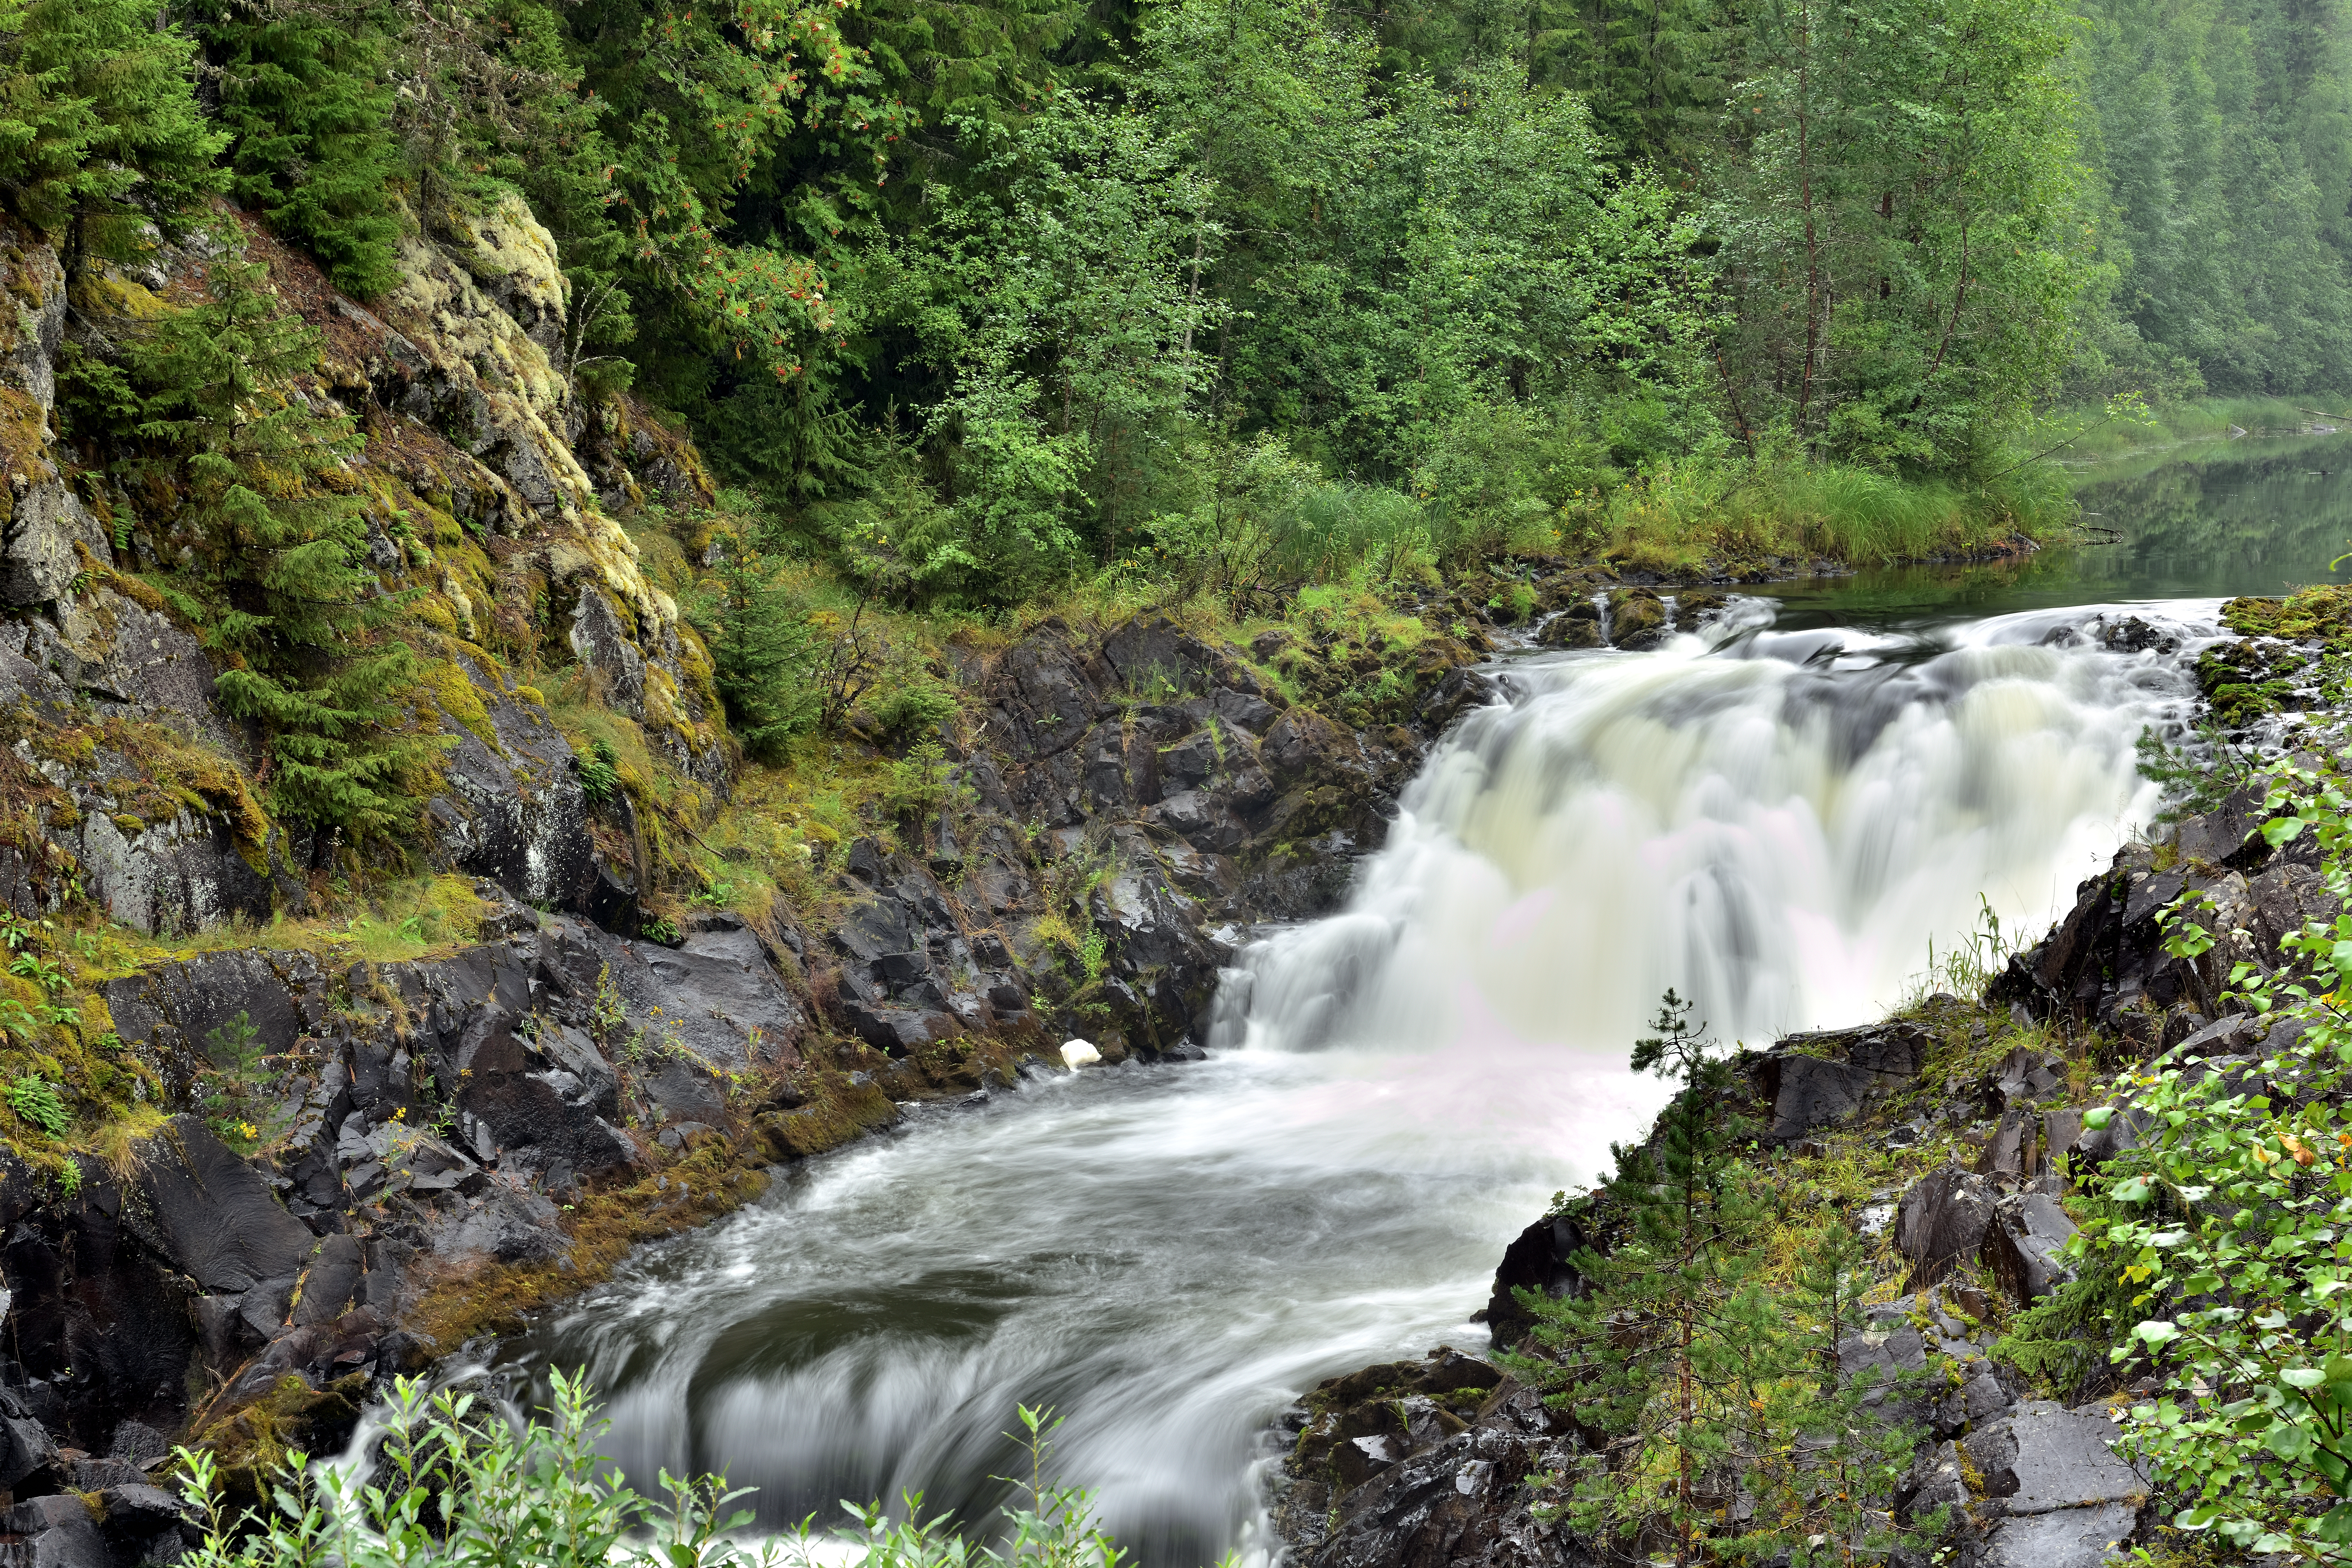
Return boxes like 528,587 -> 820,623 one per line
689,522 -> 816,761
1507,991 -> 1780,1567
0,0 -> 226,273
128,259 -> 444,844
206,5 -> 402,298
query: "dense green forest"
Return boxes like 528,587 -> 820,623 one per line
12,0 -> 2352,616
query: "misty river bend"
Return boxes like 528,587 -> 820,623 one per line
502,439 -> 2352,1568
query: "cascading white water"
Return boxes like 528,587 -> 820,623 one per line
1221,600 -> 2204,1060
515,595 -> 2218,1568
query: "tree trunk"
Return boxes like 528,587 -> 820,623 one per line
1794,0 -> 1822,446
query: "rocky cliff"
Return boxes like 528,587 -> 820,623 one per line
0,194 -> 1566,1563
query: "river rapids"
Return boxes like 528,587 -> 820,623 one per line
516,595 -> 2220,1568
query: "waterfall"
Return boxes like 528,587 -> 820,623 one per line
517,595 -> 2219,1568
1220,601 -> 2207,1061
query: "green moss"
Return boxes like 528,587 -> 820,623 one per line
185,1371 -> 372,1515
429,659 -> 502,752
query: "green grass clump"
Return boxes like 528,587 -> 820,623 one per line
1600,453 -> 2072,576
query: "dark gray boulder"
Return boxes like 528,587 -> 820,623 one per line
1482,1213 -> 1588,1345
1964,1401 -> 2147,1514
1985,1191 -> 2078,1303
136,1117 -> 316,1295
1977,1503 -> 2140,1568
1751,1022 -> 1928,1143
1894,1165 -> 1997,1286
1,1494 -> 110,1568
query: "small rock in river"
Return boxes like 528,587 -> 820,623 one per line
1060,1039 -> 1102,1069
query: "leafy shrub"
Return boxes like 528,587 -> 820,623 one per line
5,1076 -> 67,1138
2078,758 -> 2352,1554
882,739 -> 953,822
862,653 -> 961,740
687,525 -> 818,759
575,739 -> 620,806
176,1371 -> 1137,1568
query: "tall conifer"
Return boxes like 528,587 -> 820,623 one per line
0,0 -> 225,272
129,260 -> 444,844
206,5 -> 402,298
1506,991 -> 1780,1567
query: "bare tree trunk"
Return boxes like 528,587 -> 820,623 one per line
1794,0 -> 1822,445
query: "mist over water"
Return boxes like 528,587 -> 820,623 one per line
519,594 -> 2220,1568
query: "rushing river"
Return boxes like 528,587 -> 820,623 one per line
507,436 -> 2352,1568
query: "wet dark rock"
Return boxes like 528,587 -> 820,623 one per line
1983,1191 -> 2078,1302
1607,587 -> 1668,649
2,1494 -> 110,1568
1537,614 -> 1604,649
139,1116 -> 317,1294
1894,1165 -> 1997,1287
1963,1402 -> 2147,1514
421,655 -> 594,911
1752,1021 -> 1929,1142
1481,1212 -> 1587,1346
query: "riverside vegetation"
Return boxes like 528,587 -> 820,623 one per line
1,0 -> 2351,1554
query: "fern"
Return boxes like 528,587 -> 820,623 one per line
7,1076 -> 68,1137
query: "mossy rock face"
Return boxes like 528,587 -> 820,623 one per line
189,1371 -> 371,1514
1606,587 -> 1668,648
2222,585 -> 2352,645
2195,640 -> 2302,726
751,1071 -> 900,1159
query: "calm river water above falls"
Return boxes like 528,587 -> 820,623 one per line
510,436 -> 2352,1568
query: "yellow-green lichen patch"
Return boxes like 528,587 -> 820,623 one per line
428,659 -> 502,752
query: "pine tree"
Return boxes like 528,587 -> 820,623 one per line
1505,991 -> 1781,1567
689,522 -> 816,761
205,4 -> 402,298
0,0 -> 227,274
1739,1219 -> 1941,1567
128,260 -> 444,843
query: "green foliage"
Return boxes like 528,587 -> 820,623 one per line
576,738 -> 620,806
176,1372 -> 1139,1568
178,1370 -> 774,1568
1710,0 -> 2096,471
204,5 -> 401,298
5,1074 -> 66,1137
0,0 -> 227,268
880,738 -> 951,822
2135,722 -> 2255,824
1505,992 -> 1776,1550
1146,433 -> 1323,614
688,525 -> 818,760
115,261 -> 446,841
2070,0 -> 2352,398
861,651 -> 960,740
1506,991 -> 1936,1563
2077,757 -> 2352,1555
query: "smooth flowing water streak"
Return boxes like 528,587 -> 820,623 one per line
1222,599 -> 2209,1059
515,595 -> 2220,1568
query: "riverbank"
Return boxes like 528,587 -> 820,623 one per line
0,178 -> 2233,1549
2031,392 -> 2352,468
